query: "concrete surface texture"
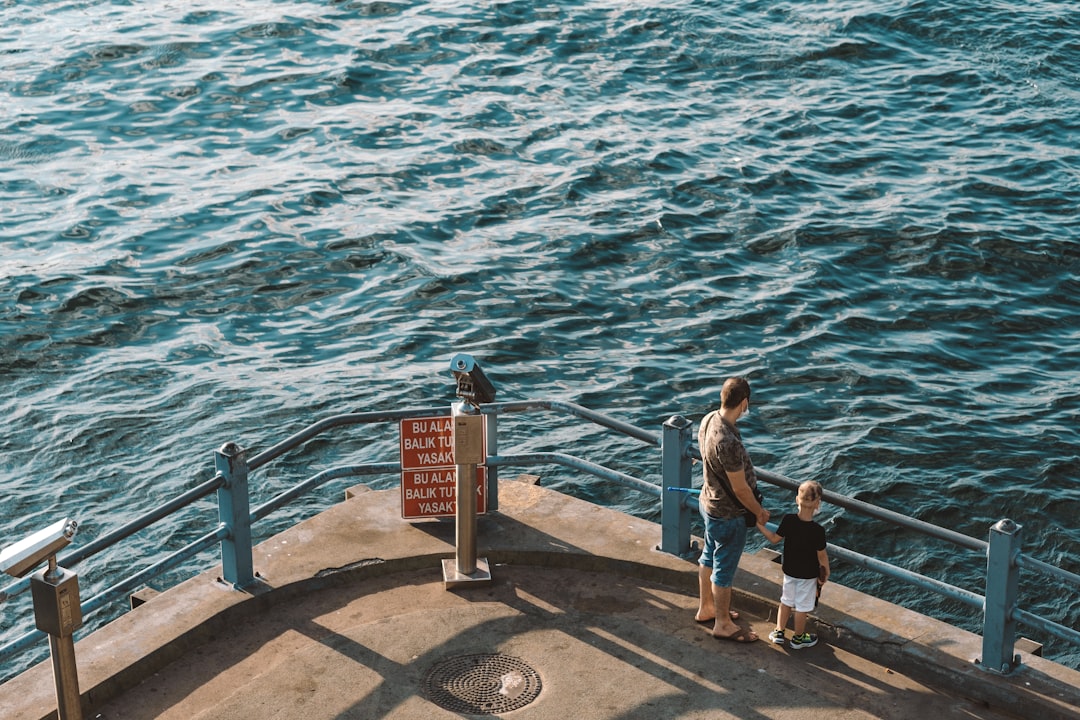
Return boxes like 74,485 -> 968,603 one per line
3,477 -> 1078,720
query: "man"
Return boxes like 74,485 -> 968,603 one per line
695,377 -> 769,642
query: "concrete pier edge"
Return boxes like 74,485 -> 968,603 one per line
3,479 -> 1078,719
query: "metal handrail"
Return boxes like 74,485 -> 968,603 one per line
487,452 -> 660,497
0,408 -> 449,679
1017,553 -> 1080,589
726,464 -> 988,554
252,463 -> 400,523
825,540 -> 985,610
483,399 -> 661,446
0,474 -> 226,605
246,407 -> 449,471
487,402 -> 1080,668
668,477 -> 1080,655
2,397 -> 1078,683
0,527 -> 228,662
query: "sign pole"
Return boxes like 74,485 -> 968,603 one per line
443,403 -> 491,589
455,459 -> 478,575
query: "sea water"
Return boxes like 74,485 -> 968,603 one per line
1,0 -> 1077,678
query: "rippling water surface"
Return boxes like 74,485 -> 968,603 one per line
2,0 -> 1078,677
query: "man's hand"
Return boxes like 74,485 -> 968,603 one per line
728,468 -> 768,526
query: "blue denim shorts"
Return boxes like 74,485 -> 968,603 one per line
698,505 -> 748,588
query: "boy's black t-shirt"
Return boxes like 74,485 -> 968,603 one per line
777,514 -> 827,579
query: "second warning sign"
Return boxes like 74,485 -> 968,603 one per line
399,415 -> 487,519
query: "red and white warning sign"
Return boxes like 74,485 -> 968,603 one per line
399,416 -> 486,519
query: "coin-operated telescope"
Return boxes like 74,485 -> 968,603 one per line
1,518 -> 78,579
1,518 -> 84,720
450,353 -> 496,407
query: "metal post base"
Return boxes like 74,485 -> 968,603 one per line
442,557 -> 492,590
48,634 -> 83,720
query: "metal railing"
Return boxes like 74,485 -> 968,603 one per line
2,399 -> 1079,687
660,416 -> 1080,674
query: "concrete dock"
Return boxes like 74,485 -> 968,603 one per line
3,477 -> 1078,719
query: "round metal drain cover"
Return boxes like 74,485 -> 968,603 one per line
423,653 -> 542,714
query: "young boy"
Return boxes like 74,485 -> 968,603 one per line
758,480 -> 830,649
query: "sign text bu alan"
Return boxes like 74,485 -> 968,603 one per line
399,416 -> 486,519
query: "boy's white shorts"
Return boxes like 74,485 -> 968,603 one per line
780,575 -> 818,613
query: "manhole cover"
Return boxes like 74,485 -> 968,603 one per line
422,653 -> 542,714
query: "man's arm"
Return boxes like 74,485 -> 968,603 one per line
728,468 -> 769,525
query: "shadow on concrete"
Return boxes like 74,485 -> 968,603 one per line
21,484 -> 1078,720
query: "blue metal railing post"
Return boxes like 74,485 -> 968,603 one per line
981,518 -> 1022,674
660,415 -> 695,557
215,442 -> 255,589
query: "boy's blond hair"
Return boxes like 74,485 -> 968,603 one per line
797,480 -> 823,506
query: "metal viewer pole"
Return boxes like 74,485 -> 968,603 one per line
48,632 -> 81,720
455,459 -> 478,575
443,404 -> 491,588
2,518 -> 84,720
31,562 -> 84,720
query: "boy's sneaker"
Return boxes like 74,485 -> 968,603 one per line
768,629 -> 785,645
789,632 -> 818,649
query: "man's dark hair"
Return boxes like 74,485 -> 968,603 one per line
720,377 -> 751,410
